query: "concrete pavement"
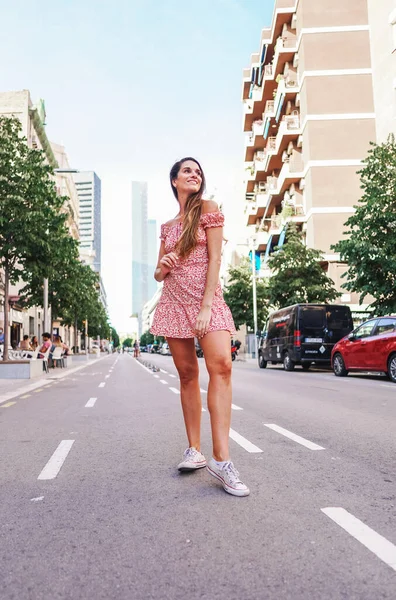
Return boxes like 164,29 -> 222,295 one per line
0,352 -> 395,599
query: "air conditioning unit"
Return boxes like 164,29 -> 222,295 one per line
297,134 -> 303,148
295,93 -> 300,108
299,178 -> 305,190
293,52 -> 299,68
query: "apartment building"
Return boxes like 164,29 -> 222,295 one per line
242,0 -> 376,313
73,171 -> 102,273
367,0 -> 396,142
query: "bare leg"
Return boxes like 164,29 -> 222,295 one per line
167,338 -> 202,450
199,331 -> 232,462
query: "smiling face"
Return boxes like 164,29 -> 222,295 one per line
172,160 -> 203,197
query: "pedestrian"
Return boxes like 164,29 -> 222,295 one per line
0,327 -> 4,345
133,340 -> 140,358
19,335 -> 32,351
31,336 -> 39,351
37,333 -> 52,359
150,157 -> 249,497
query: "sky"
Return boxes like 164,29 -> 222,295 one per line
0,0 -> 274,333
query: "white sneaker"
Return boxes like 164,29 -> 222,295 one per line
207,459 -> 250,497
178,447 -> 207,471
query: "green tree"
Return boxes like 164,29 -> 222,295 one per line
223,257 -> 269,331
111,327 -> 120,349
267,224 -> 340,308
332,135 -> 396,315
0,117 -> 68,359
123,337 -> 133,348
19,232 -> 81,330
140,331 -> 154,346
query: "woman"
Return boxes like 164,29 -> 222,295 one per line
150,157 -> 249,497
19,335 -> 32,351
31,336 -> 39,351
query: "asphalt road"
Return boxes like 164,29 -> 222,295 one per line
0,352 -> 395,600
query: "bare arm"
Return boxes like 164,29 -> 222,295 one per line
195,201 -> 223,338
154,240 -> 179,283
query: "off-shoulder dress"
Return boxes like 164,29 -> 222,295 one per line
150,211 -> 236,339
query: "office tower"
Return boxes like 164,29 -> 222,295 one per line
73,171 -> 102,273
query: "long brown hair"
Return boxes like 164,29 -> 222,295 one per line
170,157 -> 206,258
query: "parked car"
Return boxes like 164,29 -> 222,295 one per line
140,345 -> 147,353
160,342 -> 172,356
331,315 -> 396,383
258,304 -> 353,371
195,340 -> 204,358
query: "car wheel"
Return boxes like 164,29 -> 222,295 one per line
283,352 -> 295,371
258,354 -> 267,369
302,363 -> 311,371
387,353 -> 396,383
333,353 -> 348,377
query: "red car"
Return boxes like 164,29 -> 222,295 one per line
331,315 -> 396,383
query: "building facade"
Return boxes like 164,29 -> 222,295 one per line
0,90 -> 79,347
242,0 -> 376,313
73,171 -> 102,273
367,0 -> 396,142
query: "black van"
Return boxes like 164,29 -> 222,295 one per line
258,304 -> 353,370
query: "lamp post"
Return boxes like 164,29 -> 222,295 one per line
249,235 -> 259,359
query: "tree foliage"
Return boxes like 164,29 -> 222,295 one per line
0,116 -> 69,358
140,331 -> 155,346
223,257 -> 269,331
123,337 -> 133,348
332,136 -> 396,315
267,224 -> 340,308
111,327 -> 120,348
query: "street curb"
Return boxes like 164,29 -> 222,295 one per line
0,354 -> 109,406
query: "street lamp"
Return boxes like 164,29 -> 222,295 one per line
249,235 -> 259,359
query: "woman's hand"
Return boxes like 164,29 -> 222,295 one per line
159,252 -> 179,274
195,305 -> 212,339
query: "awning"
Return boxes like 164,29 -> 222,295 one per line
263,235 -> 273,264
278,227 -> 287,248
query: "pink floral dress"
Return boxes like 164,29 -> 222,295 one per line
150,211 -> 236,339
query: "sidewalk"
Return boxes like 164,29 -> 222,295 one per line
0,354 -> 106,405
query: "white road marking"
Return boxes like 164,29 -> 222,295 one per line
98,382 -> 106,388
85,397 -> 97,408
153,374 -> 159,378
169,374 -> 176,378
169,387 -> 180,394
160,379 -> 168,385
160,369 -> 168,374
38,440 -> 75,480
322,507 -> 396,572
202,407 -> 207,412
380,384 -> 394,389
264,424 -> 325,450
135,361 -> 153,374
232,404 -> 243,410
30,496 -> 44,502
200,388 -> 207,393
229,428 -> 263,453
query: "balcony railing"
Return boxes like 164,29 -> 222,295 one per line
266,137 -> 277,151
282,114 -> 300,130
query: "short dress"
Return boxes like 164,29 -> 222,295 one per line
150,211 -> 236,339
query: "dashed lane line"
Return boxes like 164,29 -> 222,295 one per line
232,404 -> 243,410
202,407 -> 207,412
37,440 -> 75,480
169,387 -> 180,395
322,507 -> 396,573
264,424 -> 325,451
168,374 -> 176,378
160,369 -> 168,374
0,401 -> 17,408
85,397 -> 97,408
20,394 -> 31,399
160,379 -> 168,385
229,428 -> 263,453
98,382 -> 106,388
